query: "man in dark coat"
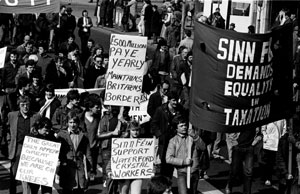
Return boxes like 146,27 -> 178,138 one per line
151,5 -> 162,43
77,10 -> 93,52
144,0 -> 153,39
7,95 -> 40,194
147,80 -> 170,118
38,84 -> 61,120
65,7 -> 77,39
150,91 -> 183,179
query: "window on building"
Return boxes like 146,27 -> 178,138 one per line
231,2 -> 250,16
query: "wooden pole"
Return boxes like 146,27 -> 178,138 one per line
187,137 -> 192,189
288,118 -> 293,177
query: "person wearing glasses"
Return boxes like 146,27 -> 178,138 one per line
6,95 -> 40,194
84,54 -> 106,89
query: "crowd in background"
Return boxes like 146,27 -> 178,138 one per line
0,2 -> 300,194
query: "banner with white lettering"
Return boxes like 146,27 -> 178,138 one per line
111,138 -> 155,179
104,34 -> 147,106
0,47 -> 7,68
0,0 -> 59,13
16,136 -> 61,187
190,22 -> 294,133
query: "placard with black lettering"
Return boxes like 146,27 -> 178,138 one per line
111,138 -> 155,179
16,136 -> 61,187
105,34 -> 148,106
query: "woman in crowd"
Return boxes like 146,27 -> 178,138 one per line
106,120 -> 144,194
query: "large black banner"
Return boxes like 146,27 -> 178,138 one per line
190,22 -> 294,133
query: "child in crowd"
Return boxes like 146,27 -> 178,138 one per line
166,116 -> 206,194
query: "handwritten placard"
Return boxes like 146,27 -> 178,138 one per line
129,93 -> 150,124
111,138 -> 155,179
16,136 -> 61,187
104,34 -> 147,106
0,47 -> 7,68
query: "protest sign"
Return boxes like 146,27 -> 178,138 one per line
16,136 -> 61,187
111,138 -> 155,179
104,34 -> 147,106
0,0 -> 59,13
190,22 -> 293,133
0,47 -> 7,68
129,93 -> 150,124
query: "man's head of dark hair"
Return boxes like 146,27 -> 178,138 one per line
67,89 -> 80,102
185,29 -> 192,37
17,77 -> 30,90
178,45 -> 187,54
172,114 -> 187,129
45,84 -> 55,94
25,59 -> 36,68
167,91 -> 179,101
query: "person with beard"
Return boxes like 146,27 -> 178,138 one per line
7,95 -> 40,194
84,94 -> 101,181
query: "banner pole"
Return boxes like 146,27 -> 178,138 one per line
187,137 -> 192,189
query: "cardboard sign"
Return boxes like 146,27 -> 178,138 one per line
129,93 -> 150,124
111,138 -> 155,179
0,47 -> 7,68
16,136 -> 61,187
104,34 -> 147,106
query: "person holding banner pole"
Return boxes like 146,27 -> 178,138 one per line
166,116 -> 206,194
56,111 -> 92,194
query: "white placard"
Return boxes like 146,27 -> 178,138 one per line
104,34 -> 147,106
0,47 -> 7,68
16,136 -> 61,187
129,93 -> 150,124
111,138 -> 155,179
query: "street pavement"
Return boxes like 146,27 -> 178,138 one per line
0,1 -> 282,193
